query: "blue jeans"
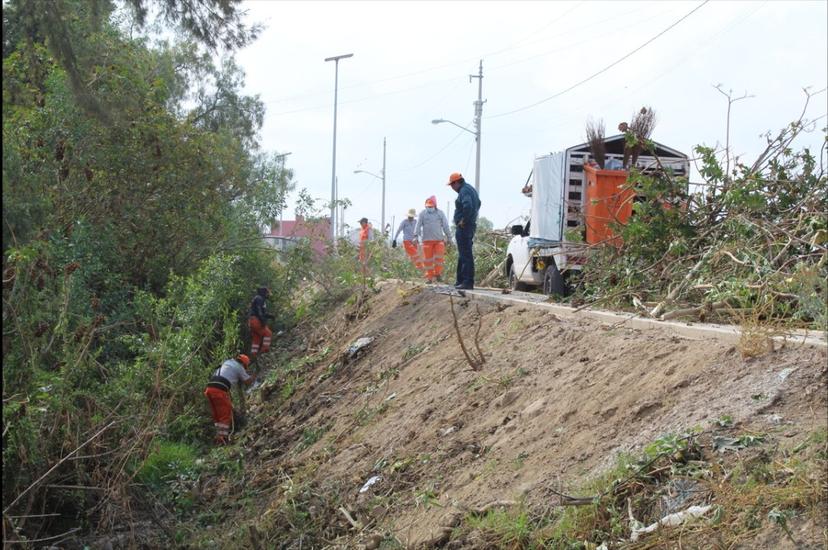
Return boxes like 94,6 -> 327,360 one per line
455,224 -> 476,287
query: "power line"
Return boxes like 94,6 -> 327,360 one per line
262,5 -> 687,120
257,3 -> 590,107
399,126 -> 474,172
265,73 -> 468,118
482,1 -> 584,58
463,136 -> 476,175
487,0 -> 710,119
533,2 -> 765,132
487,4 -> 679,74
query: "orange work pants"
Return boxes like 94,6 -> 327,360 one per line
421,240 -> 445,281
248,317 -> 272,355
403,240 -> 423,270
204,386 -> 232,444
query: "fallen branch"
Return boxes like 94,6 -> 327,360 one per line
479,258 -> 506,287
466,500 -> 518,515
649,247 -> 714,319
660,300 -> 729,321
4,421 -> 117,513
544,488 -> 596,507
473,304 -> 486,366
2,526 -> 81,545
448,295 -> 483,371
338,506 -> 363,530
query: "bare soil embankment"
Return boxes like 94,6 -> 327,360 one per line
204,280 -> 826,548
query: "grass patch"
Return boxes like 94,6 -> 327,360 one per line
136,440 -> 198,488
355,402 -> 390,426
464,506 -> 539,548
402,344 -> 424,361
293,425 -> 330,453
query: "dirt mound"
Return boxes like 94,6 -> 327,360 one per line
223,281 -> 826,547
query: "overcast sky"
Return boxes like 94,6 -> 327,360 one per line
235,0 -> 827,232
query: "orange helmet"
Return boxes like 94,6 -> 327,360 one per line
237,354 -> 250,368
447,172 -> 463,185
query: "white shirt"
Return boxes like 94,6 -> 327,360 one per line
214,359 -> 252,388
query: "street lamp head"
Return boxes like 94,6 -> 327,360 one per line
325,53 -> 354,62
431,119 -> 444,125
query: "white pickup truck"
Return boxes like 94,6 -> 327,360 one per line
505,135 -> 689,295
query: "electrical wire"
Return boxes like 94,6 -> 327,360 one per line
481,1 -> 585,58
487,0 -> 710,119
258,4 -> 587,107
487,3 -> 679,73
463,136 -> 476,175
399,127 -> 474,172
525,2 -> 764,132
262,4 -> 690,119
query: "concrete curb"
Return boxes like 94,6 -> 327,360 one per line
461,289 -> 827,350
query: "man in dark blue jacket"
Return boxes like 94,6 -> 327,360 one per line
447,172 -> 481,289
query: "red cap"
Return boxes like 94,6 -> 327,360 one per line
425,195 -> 436,206
447,172 -> 463,185
237,354 -> 250,367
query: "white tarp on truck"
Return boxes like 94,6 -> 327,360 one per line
529,153 -> 565,243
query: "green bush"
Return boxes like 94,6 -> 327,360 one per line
136,440 -> 199,488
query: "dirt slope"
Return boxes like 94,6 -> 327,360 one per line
222,281 -> 826,548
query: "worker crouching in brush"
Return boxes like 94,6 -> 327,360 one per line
204,354 -> 256,445
249,286 -> 274,356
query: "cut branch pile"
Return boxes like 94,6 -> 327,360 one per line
581,91 -> 827,330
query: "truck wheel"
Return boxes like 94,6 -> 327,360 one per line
509,264 -> 529,291
543,262 -> 566,296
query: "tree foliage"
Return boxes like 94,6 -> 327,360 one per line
579,96 -> 827,328
2,1 -> 292,542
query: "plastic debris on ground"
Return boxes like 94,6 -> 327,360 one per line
359,475 -> 382,494
630,504 -> 713,541
347,337 -> 374,359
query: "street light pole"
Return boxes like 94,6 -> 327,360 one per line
275,152 -> 291,236
470,59 -> 484,195
324,53 -> 353,241
353,137 -> 387,242
431,60 -> 485,195
381,137 -> 386,237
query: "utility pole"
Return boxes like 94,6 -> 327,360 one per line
381,137 -> 386,239
325,53 -> 353,241
470,59 -> 485,195
334,175 -> 339,240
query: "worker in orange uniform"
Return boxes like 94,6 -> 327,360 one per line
358,217 -> 372,274
416,196 -> 451,283
248,287 -> 274,356
204,354 -> 256,445
392,208 -> 422,272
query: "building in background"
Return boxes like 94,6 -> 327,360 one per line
263,214 -> 331,256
